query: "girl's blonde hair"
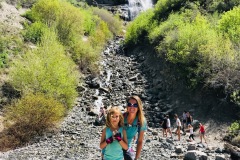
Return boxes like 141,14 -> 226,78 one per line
127,95 -> 146,126
106,106 -> 124,129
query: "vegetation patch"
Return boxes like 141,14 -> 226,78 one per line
0,93 -> 65,151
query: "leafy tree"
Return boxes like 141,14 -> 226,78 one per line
9,29 -> 80,108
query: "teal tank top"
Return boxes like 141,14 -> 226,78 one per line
104,127 -> 124,160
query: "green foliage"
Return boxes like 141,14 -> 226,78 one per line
89,19 -> 112,49
23,21 -> 48,43
149,12 -> 185,45
56,1 -> 85,45
0,93 -> 65,150
229,121 -> 240,136
125,9 -> 155,46
157,13 -> 211,64
218,6 -> 240,43
9,29 -> 80,108
153,0 -> 185,21
24,0 -> 61,25
24,0 -> 116,72
5,92 -> 65,132
231,90 -> 240,105
92,7 -> 123,36
206,0 -> 240,13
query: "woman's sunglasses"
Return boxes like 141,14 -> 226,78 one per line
127,103 -> 138,108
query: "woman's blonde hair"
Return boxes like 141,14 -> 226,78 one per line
127,95 -> 146,126
105,106 -> 124,129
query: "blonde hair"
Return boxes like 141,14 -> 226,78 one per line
105,106 -> 124,129
127,95 -> 146,126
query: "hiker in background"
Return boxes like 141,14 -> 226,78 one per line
182,111 -> 187,132
160,114 -> 167,137
199,123 -> 207,143
188,124 -> 194,141
123,95 -> 147,160
166,115 -> 172,138
100,107 -> 128,160
174,114 -> 182,141
186,111 -> 193,126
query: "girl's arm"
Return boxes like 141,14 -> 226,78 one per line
118,129 -> 128,150
100,128 -> 108,149
135,130 -> 145,160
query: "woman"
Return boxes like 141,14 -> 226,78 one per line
123,95 -> 147,160
174,114 -> 181,141
166,115 -> 172,138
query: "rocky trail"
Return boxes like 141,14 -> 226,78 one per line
0,37 -> 231,160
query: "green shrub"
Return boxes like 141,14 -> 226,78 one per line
56,1 -> 85,45
24,0 -> 114,72
24,0 -> 61,25
70,38 -> 97,70
92,7 -> 122,36
125,9 -> 155,46
9,29 -> 80,108
218,6 -> 240,43
23,21 -> 48,43
229,121 -> 240,133
0,93 -> 65,150
231,90 -> 240,105
153,0 -> 185,21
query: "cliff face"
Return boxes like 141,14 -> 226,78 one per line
125,45 -> 240,123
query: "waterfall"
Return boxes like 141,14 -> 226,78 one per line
128,0 -> 153,20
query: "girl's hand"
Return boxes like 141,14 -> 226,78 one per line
106,136 -> 113,144
114,132 -> 122,142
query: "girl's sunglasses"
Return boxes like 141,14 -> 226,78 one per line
127,103 -> 138,108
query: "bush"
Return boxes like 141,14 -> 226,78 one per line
0,93 -> 65,151
24,0 -> 114,72
229,121 -> 240,134
24,0 -> 61,25
56,1 -> 85,45
92,7 -> 122,36
218,6 -> 240,44
125,9 -> 155,46
23,21 -> 48,43
9,29 -> 80,108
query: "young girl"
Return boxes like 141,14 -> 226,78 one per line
199,123 -> 207,143
100,107 -> 128,160
188,124 -> 194,141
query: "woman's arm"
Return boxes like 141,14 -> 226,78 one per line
118,129 -> 128,150
135,130 -> 145,159
100,128 -> 107,149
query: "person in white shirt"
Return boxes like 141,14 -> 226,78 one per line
188,124 -> 194,141
166,115 -> 172,138
174,114 -> 181,141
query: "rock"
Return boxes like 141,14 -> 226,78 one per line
215,154 -> 225,160
188,144 -> 196,151
175,145 -> 183,153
